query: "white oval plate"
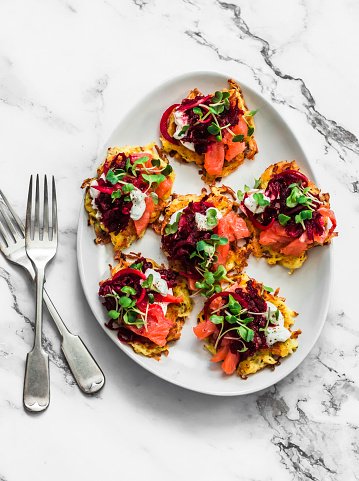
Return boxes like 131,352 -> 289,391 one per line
77,71 -> 331,396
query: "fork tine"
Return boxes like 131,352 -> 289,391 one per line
51,176 -> 58,242
0,213 -> 12,248
43,175 -> 49,239
34,174 -> 40,239
0,189 -> 25,233
0,227 -> 7,250
0,197 -> 24,242
26,175 -> 33,242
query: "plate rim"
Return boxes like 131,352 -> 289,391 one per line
76,69 -> 332,396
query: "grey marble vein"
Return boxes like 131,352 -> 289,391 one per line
132,0 -> 148,9
0,266 -> 75,385
186,1 -> 359,163
257,389 -> 338,480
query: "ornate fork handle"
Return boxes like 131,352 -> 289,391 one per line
23,263 -> 49,410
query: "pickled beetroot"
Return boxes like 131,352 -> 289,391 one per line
171,95 -> 242,155
205,281 -> 269,361
99,258 -> 180,345
162,200 -> 215,276
245,169 -> 324,239
93,172 -> 148,234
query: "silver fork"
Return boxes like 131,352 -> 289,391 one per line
23,175 -> 57,411
0,184 -> 105,404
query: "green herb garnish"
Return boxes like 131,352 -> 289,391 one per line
262,285 -> 274,293
121,286 -> 137,296
253,192 -> 270,207
232,134 -> 244,143
161,164 -> 173,176
130,262 -> 143,271
142,173 -> 166,187
131,156 -> 149,176
141,274 -> 153,289
245,109 -> 258,117
295,209 -> 313,229
247,126 -> 255,137
178,125 -> 190,137
206,208 -> 219,229
190,234 -> 229,297
278,213 -> 291,226
106,169 -> 126,185
165,211 -> 182,235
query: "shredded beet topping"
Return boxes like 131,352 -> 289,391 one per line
156,268 -> 178,288
129,257 -> 153,272
93,161 -> 148,234
162,200 -> 214,276
95,178 -> 131,233
99,258 -> 178,344
177,95 -> 241,155
103,152 -> 127,175
213,281 -> 269,360
99,269 -> 145,312
247,169 -> 324,239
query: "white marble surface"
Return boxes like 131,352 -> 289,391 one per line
0,1 -> 358,480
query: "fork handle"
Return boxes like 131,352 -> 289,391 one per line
23,347 -> 50,412
61,333 -> 105,393
42,290 -> 105,394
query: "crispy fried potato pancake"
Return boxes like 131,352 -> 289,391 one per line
244,161 -> 337,271
161,80 -> 258,184
157,186 -> 251,274
196,272 -> 300,378
100,256 -> 192,359
82,143 -> 174,259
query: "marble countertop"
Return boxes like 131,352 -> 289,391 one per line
0,1 -> 358,480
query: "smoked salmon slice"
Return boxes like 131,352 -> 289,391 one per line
223,119 -> 248,161
127,304 -> 174,347
193,320 -> 217,340
204,142 -> 225,176
155,176 -> 173,200
215,212 -> 250,266
221,350 -> 240,375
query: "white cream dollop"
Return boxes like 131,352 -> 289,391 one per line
265,326 -> 291,346
173,110 -> 188,139
244,189 -> 271,214
172,110 -> 196,152
129,188 -> 147,221
181,141 -> 195,151
195,208 -> 222,231
143,268 -> 169,296
265,301 -> 291,346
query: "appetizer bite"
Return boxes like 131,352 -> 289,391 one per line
160,79 -> 258,183
82,143 -> 174,258
158,187 -> 251,295
99,256 -> 192,359
237,161 -> 337,270
194,273 -> 300,378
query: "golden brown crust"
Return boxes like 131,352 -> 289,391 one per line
160,79 -> 258,184
102,256 -> 193,359
196,272 -> 300,378
82,143 -> 174,258
245,161 -> 337,271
